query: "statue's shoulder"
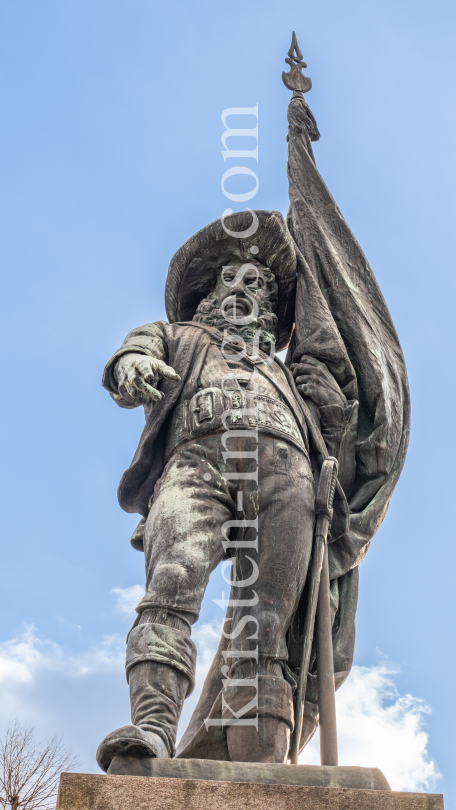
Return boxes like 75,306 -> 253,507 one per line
125,320 -> 196,343
123,321 -> 167,342
164,321 -> 216,341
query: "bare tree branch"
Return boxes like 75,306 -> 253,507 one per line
0,720 -> 80,810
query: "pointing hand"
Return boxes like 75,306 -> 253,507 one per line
115,353 -> 180,405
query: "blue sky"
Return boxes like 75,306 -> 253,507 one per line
0,0 -> 455,803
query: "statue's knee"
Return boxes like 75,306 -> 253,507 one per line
151,562 -> 191,595
256,606 -> 283,640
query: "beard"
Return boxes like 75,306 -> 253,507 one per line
193,293 -> 278,355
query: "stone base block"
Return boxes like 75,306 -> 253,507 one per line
56,772 -> 444,810
107,755 -> 391,790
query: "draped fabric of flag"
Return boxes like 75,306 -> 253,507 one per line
177,94 -> 409,759
283,93 -> 410,749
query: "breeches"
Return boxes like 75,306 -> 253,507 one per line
127,431 -> 315,686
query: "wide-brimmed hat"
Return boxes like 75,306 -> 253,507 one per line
164,210 -> 297,351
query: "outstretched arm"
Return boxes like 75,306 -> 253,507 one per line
102,322 -> 180,409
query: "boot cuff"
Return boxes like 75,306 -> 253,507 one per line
222,674 -> 294,729
126,623 -> 197,694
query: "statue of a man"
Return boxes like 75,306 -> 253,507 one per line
97,212 -> 358,769
96,50 -> 409,772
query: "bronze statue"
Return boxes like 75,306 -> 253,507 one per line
96,34 -> 409,772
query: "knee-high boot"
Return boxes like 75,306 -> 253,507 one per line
224,660 -> 294,764
129,659 -> 189,754
96,623 -> 196,772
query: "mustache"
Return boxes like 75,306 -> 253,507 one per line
221,295 -> 254,316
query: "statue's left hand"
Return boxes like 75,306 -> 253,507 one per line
291,356 -> 346,408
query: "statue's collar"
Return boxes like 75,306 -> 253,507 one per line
174,320 -> 274,365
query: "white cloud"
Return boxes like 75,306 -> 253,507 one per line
110,584 -> 145,617
0,620 -> 440,793
193,619 -> 223,663
0,624 -> 124,694
0,625 -> 127,771
299,663 -> 441,793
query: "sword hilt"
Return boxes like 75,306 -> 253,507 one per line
315,457 -> 339,523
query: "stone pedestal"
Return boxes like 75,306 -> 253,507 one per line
107,756 -> 391,789
56,771 -> 443,810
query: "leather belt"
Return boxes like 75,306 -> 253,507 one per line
165,387 -> 307,460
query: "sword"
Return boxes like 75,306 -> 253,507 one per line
289,456 -> 339,766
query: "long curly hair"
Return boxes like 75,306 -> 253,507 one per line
193,260 -> 278,355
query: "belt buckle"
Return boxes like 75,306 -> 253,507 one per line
189,388 -> 223,435
224,389 -> 257,429
227,390 -> 243,427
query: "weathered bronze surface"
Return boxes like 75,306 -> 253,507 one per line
282,31 -> 313,94
96,33 -> 410,774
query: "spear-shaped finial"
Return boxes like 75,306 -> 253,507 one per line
282,31 -> 312,94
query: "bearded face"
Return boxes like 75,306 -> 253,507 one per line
193,261 -> 278,355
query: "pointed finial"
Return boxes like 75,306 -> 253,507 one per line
282,32 -> 312,94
